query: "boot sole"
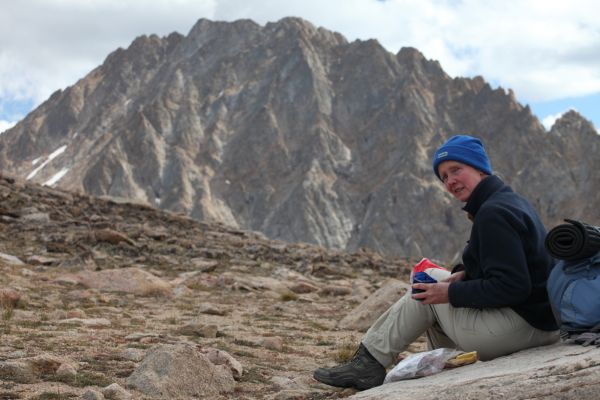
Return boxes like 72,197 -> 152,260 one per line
313,370 -> 383,390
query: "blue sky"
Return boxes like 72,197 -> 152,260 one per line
1,0 -> 599,134
529,94 -> 600,130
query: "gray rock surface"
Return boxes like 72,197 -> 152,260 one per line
350,343 -> 600,399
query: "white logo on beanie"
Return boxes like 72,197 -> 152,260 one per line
437,151 -> 448,158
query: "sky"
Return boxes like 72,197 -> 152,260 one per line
1,0 -> 599,135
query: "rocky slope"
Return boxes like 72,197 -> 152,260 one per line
1,175 -> 599,400
0,17 -> 599,263
0,173 -> 414,399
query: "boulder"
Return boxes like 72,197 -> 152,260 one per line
127,344 -> 236,398
338,279 -> 409,331
350,343 -> 600,399
56,363 -> 77,378
0,360 -> 36,383
81,389 -> 105,400
102,383 -> 132,400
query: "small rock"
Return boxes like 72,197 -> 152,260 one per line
140,336 -> 160,344
12,309 -> 35,321
319,285 -> 352,296
81,389 -> 105,400
20,268 -> 35,277
172,285 -> 193,298
28,354 -> 64,375
66,267 -> 171,296
48,310 -> 68,321
102,383 -> 132,400
217,272 -> 235,287
270,375 -> 294,389
270,375 -> 304,390
190,258 -> 219,272
179,272 -> 219,290
58,318 -> 112,328
0,360 -> 36,383
56,363 -> 77,378
54,276 -> 81,286
267,389 -> 314,400
22,212 -> 51,223
93,229 -> 135,246
199,347 -> 243,380
27,255 -> 59,266
62,289 -> 101,302
261,336 -> 284,352
66,308 -> 87,319
198,302 -> 228,316
6,350 -> 26,359
19,206 -> 39,214
130,317 -> 146,326
0,252 -> 24,266
119,348 -> 146,362
289,281 -> 319,294
177,323 -> 218,338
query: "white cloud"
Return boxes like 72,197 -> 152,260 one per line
541,111 -> 568,131
0,0 -> 216,104
215,0 -> 600,102
0,0 -> 599,114
0,120 -> 16,135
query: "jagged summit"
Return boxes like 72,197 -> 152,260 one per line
0,17 -> 598,261
551,109 -> 597,134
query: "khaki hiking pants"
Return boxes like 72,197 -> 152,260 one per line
362,268 -> 559,367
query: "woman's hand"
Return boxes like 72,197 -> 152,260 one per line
411,282 -> 450,304
442,270 -> 466,283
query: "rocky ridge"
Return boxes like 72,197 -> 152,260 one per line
1,17 -> 599,263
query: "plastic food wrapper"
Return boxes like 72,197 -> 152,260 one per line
411,272 -> 437,298
384,348 -> 465,383
410,258 -> 446,299
410,258 -> 446,283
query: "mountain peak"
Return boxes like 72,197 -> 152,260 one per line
550,109 -> 598,140
1,17 -> 599,261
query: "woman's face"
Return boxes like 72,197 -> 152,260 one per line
438,161 -> 485,202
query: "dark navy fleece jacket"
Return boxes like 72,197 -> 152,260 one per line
448,175 -> 558,331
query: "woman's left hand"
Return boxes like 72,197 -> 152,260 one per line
411,282 -> 450,304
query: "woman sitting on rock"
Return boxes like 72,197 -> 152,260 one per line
313,134 -> 559,390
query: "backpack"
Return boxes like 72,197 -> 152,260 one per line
547,251 -> 600,345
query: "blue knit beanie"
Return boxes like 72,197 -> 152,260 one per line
432,135 -> 492,180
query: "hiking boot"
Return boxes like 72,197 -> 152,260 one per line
313,343 -> 386,390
